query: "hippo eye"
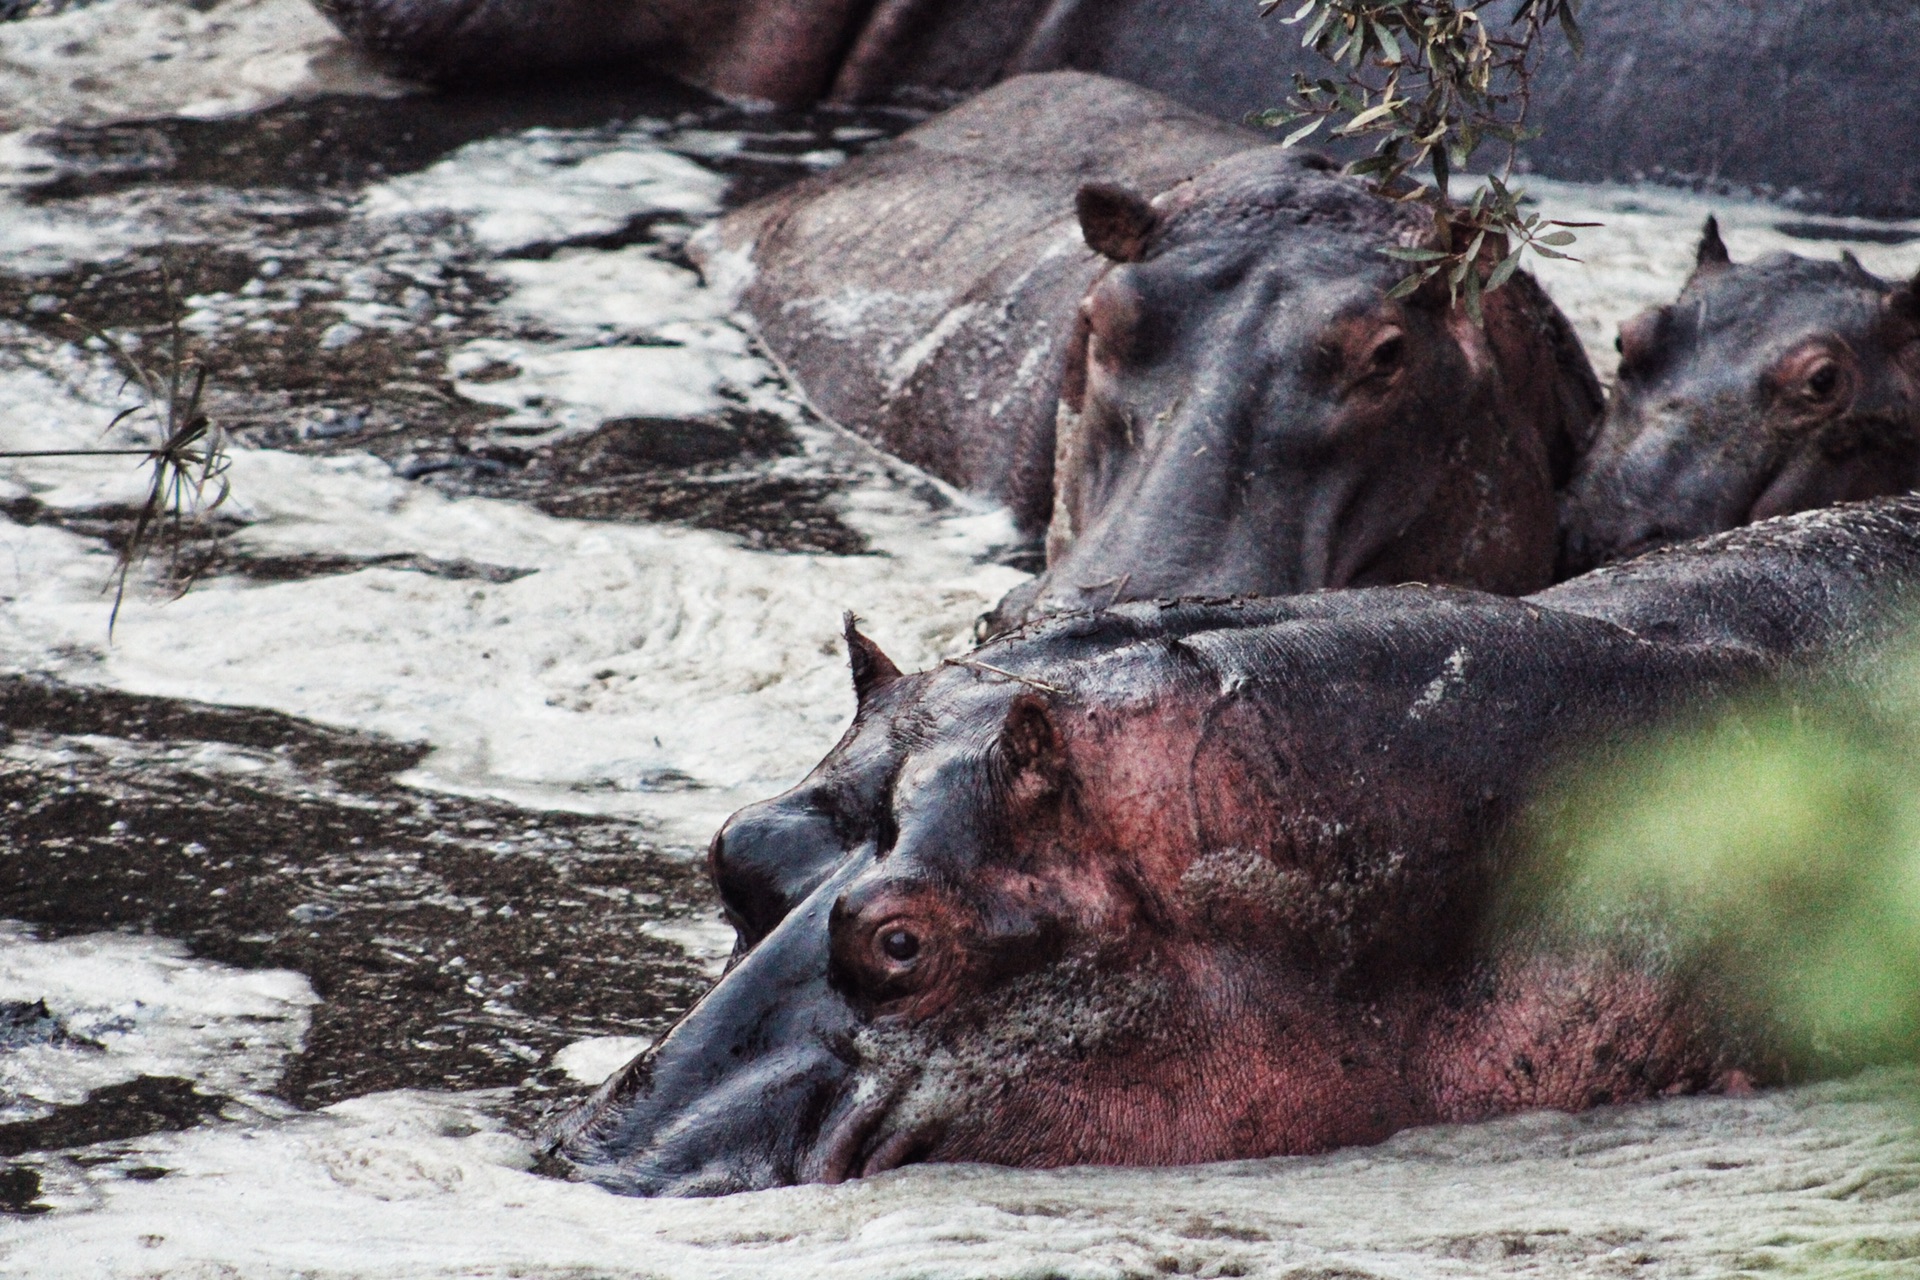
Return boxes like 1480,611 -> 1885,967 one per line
1807,362 -> 1840,397
1369,334 -> 1404,373
880,928 -> 920,963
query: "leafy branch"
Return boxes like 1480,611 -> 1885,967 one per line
0,274 -> 231,634
1255,0 -> 1593,318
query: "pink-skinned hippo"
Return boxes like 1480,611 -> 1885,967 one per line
546,495 -> 1920,1196
318,1 -> 1920,218
1560,219 -> 1920,576
699,73 -> 1600,624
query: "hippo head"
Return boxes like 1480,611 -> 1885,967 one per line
1559,218 -> 1920,575
549,612 -> 1461,1195
985,149 -> 1595,632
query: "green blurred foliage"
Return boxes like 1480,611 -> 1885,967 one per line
1523,655 -> 1920,1067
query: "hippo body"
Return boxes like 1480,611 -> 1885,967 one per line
320,0 -> 1920,218
703,72 -> 1599,613
551,496 -> 1920,1196
1560,221 -> 1920,575
698,72 -> 1264,537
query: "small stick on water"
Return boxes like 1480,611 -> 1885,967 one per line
941,657 -> 1069,695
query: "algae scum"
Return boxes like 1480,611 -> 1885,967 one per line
1,3 -> 1919,1277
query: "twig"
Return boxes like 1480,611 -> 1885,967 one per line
941,657 -> 1070,696
0,449 -> 161,458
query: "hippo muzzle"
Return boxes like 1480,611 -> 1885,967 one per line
553,863 -> 869,1196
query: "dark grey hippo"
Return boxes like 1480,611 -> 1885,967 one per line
318,0 -> 1920,218
1005,146 -> 1598,625
701,72 -> 1600,624
1560,219 -> 1920,575
547,495 -> 1920,1196
696,71 -> 1264,540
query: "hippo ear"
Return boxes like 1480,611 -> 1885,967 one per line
1077,183 -> 1158,263
843,612 -> 902,705
1000,694 -> 1065,793
1690,215 -> 1732,281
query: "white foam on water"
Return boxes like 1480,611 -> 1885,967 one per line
359,131 -> 727,254
0,1067 -> 1913,1278
0,0 -> 403,133
3,10 -> 1920,1272
0,332 -> 1025,844
0,922 -> 315,1124
550,1035 -> 652,1085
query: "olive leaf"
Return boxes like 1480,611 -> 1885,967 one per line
1256,1 -> 1589,311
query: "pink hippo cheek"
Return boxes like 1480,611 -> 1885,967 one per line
907,968 -> 1430,1170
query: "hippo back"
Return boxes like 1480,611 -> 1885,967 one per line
693,71 -> 1264,533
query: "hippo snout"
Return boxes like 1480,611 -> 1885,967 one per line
551,878 -> 864,1196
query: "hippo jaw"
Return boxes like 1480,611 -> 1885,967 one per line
1559,234 -> 1920,576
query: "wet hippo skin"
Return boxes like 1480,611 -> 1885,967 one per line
1561,219 -> 1920,576
701,73 -> 1600,620
318,0 -> 1920,217
548,495 -> 1920,1196
696,71 -> 1267,540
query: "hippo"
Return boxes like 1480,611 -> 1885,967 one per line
546,495 -> 1920,1196
1559,219 -> 1920,576
697,72 -> 1266,542
317,0 -> 1920,218
702,72 -> 1600,621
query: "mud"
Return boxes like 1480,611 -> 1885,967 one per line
0,83 -> 922,562
0,675 -> 719,1120
0,1075 -> 224,1159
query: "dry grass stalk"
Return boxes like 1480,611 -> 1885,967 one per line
0,271 -> 232,634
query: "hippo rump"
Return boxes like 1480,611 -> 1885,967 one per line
546,495 -> 1920,1196
702,72 -> 1600,618
1560,219 -> 1920,576
317,0 -> 1920,218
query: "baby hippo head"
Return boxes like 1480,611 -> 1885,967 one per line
1560,218 -> 1920,574
986,148 -> 1594,632
548,615 -> 1434,1195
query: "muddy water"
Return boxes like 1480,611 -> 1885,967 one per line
1,2 -> 1919,1277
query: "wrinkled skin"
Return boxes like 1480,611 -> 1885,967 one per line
696,73 -> 1263,538
703,74 -> 1599,621
988,150 -> 1598,628
1560,219 -> 1920,576
548,496 -> 1920,1197
318,0 -> 1920,218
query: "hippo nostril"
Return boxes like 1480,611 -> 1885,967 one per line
881,929 -> 919,962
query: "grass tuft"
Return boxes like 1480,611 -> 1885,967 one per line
0,268 -> 232,635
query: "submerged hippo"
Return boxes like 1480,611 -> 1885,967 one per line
1560,219 -> 1920,575
704,72 -> 1599,620
548,495 -> 1920,1196
319,0 -> 1920,218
